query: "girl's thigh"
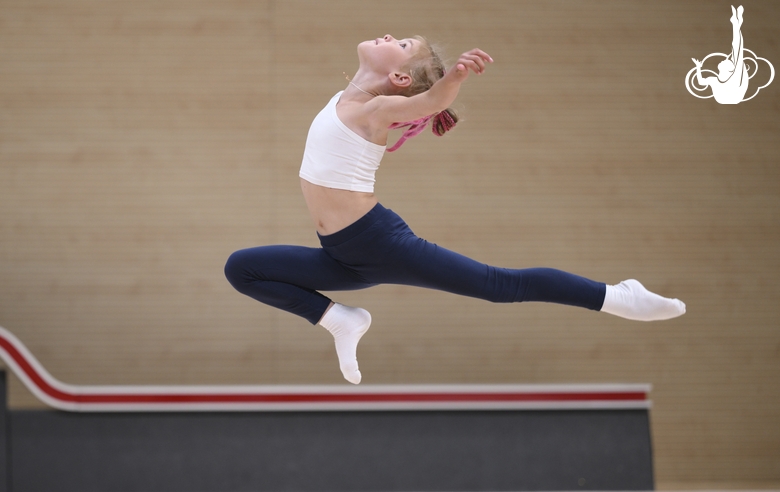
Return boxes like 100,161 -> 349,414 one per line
226,245 -> 375,292
376,236 -> 512,300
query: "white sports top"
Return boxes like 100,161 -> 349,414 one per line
299,91 -> 385,193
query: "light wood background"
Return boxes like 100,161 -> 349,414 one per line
1,0 -> 778,488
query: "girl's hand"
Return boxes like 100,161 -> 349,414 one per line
692,58 -> 703,67
450,49 -> 494,81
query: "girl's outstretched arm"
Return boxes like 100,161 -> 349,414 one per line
371,49 -> 493,126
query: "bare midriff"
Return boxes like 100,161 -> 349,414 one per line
300,178 -> 379,236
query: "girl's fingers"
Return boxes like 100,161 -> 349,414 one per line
460,50 -> 493,74
466,55 -> 486,73
451,49 -> 493,77
467,48 -> 494,63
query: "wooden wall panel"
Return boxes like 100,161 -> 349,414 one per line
1,0 -> 778,488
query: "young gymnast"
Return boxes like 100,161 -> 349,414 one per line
225,35 -> 686,384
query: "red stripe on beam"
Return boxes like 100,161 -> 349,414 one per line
0,336 -> 75,402
71,392 -> 647,405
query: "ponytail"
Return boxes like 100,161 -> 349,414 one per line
432,108 -> 457,136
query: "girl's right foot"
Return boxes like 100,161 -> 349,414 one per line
601,279 -> 686,321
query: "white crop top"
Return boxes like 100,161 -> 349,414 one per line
299,91 -> 385,193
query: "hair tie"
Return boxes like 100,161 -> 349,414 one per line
432,110 -> 456,136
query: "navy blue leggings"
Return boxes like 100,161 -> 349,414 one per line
225,203 -> 606,324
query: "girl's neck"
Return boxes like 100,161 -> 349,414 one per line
346,69 -> 394,98
349,81 -> 375,97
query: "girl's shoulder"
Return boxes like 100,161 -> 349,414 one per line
335,95 -> 394,145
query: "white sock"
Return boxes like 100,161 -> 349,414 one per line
318,303 -> 371,384
601,279 -> 686,321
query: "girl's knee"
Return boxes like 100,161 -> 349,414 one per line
224,249 -> 253,289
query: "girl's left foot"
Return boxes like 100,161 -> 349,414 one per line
318,303 -> 372,384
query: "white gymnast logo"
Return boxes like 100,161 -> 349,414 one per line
685,5 -> 774,104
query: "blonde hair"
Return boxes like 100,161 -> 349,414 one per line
387,36 -> 458,151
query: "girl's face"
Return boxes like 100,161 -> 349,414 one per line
358,35 -> 418,73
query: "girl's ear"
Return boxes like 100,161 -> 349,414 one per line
389,71 -> 412,89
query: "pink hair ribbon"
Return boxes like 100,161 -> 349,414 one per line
386,111 -> 456,152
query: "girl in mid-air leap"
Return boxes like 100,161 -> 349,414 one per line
225,35 -> 686,384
